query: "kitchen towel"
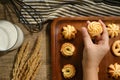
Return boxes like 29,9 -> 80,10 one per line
21,0 -> 120,24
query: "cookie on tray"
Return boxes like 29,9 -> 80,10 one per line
60,42 -> 75,57
62,64 -> 76,79
108,63 -> 120,79
62,25 -> 77,40
107,23 -> 120,38
112,40 -> 120,56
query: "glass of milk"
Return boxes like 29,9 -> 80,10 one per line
0,20 -> 24,51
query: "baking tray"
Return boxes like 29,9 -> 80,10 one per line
51,16 -> 120,80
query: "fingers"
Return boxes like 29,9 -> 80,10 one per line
99,20 -> 107,34
87,21 -> 91,24
82,20 -> 109,46
81,27 -> 93,46
99,20 -> 109,43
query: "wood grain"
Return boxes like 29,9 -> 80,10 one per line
0,3 -> 50,80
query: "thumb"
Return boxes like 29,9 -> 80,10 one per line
81,27 -> 93,46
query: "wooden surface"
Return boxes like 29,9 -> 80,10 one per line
1,2 -> 120,80
0,3 -> 51,80
51,17 -> 120,80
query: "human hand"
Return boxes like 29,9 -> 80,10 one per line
81,20 -> 110,69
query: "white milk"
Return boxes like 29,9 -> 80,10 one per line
0,20 -> 24,51
11,25 -> 24,50
0,28 -> 9,50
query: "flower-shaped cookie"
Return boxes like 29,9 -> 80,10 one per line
108,63 -> 120,79
62,25 -> 77,40
87,21 -> 103,37
107,23 -> 120,38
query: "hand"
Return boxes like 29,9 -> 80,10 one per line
81,20 -> 110,80
81,20 -> 110,69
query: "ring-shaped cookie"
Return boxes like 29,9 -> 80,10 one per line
62,64 -> 76,79
112,40 -> 120,56
60,43 -> 75,56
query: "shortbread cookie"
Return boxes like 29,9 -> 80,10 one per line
62,25 -> 77,40
60,43 -> 75,57
112,40 -> 120,56
62,64 -> 76,79
87,21 -> 103,37
107,23 -> 120,38
108,63 -> 120,79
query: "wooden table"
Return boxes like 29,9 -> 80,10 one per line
0,3 -> 51,80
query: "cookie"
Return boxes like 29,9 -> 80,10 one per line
87,21 -> 103,37
62,64 -> 76,79
112,40 -> 120,56
62,25 -> 77,40
108,63 -> 120,79
60,43 -> 75,57
107,23 -> 120,38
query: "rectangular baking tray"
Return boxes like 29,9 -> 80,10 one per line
51,16 -> 120,80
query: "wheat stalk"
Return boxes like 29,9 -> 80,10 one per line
24,36 -> 42,80
17,41 -> 31,80
12,35 -> 42,80
12,40 -> 29,80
